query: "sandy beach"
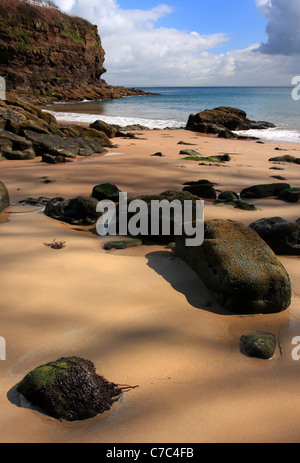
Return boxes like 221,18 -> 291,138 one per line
0,128 -> 300,443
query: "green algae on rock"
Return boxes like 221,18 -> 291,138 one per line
215,195 -> 257,211
17,357 -> 136,421
175,219 -> 292,315
92,183 -> 121,202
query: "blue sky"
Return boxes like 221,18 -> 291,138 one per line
56,0 -> 300,86
117,0 -> 268,51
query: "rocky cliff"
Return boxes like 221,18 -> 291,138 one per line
0,0 -> 148,103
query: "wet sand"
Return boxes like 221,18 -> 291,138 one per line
0,129 -> 300,443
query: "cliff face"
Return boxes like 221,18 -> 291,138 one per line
0,0 -> 147,103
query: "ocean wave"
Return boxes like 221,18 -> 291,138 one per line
46,111 -> 185,130
234,128 -> 300,143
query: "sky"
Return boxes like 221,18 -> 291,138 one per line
55,0 -> 300,87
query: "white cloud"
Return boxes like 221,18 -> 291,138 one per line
257,0 -> 300,55
55,0 -> 297,86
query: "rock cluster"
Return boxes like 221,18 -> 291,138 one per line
0,96 -> 113,162
185,106 -> 275,138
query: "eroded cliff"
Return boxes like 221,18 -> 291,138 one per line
0,0 -> 147,103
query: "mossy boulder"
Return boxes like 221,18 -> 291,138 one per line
278,188 -> 300,203
179,149 -> 202,156
17,357 -> 131,421
232,199 -> 257,211
215,193 -> 257,211
241,183 -> 290,199
249,217 -> 300,256
183,179 -> 215,187
0,181 -> 9,212
42,153 -> 66,164
217,191 -> 239,201
92,183 -> 121,202
183,183 -> 217,199
115,190 -> 201,244
90,120 -> 117,138
44,196 -> 101,225
240,334 -> 276,360
175,219 -> 292,315
76,127 -> 113,147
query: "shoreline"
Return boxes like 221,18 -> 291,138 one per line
0,127 -> 300,443
45,108 -> 300,143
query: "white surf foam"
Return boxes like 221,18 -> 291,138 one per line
234,127 -> 300,143
46,111 -> 185,130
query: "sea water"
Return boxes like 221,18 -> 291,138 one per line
46,86 -> 300,143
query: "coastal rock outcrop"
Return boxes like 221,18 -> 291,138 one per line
0,180 -> 9,212
0,0 -> 149,104
0,96 -> 111,160
175,219 -> 292,315
17,357 -> 134,421
249,217 -> 300,255
185,106 -> 275,138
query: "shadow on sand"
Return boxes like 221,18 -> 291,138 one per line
145,249 -> 233,316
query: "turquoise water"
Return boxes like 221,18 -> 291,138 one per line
48,87 -> 300,142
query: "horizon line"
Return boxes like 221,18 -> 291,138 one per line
124,85 -> 294,89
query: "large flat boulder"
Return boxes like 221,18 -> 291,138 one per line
269,155 -> 300,164
240,183 -> 290,199
175,219 -> 292,315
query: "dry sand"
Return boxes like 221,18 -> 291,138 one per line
0,129 -> 300,443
